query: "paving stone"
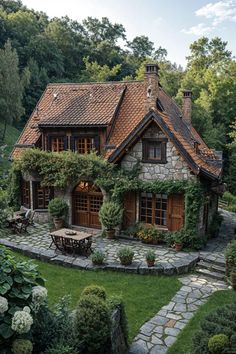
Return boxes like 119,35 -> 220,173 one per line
152,326 -> 163,334
129,341 -> 149,354
150,316 -> 169,326
150,335 -> 163,345
164,336 -> 176,347
166,313 -> 182,321
162,302 -> 175,311
174,321 -> 186,330
164,327 -> 180,336
150,345 -> 168,354
173,303 -> 187,312
165,319 -> 176,328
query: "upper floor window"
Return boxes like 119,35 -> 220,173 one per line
142,138 -> 167,163
76,137 -> 95,154
71,136 -> 99,154
51,137 -> 66,152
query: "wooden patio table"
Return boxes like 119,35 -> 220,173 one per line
49,228 -> 93,256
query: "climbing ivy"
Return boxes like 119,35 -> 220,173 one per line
11,149 -> 203,235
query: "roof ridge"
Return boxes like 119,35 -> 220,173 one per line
47,80 -> 143,87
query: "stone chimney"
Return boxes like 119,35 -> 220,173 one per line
182,90 -> 192,125
144,64 -> 159,113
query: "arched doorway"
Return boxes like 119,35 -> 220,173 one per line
72,181 -> 103,228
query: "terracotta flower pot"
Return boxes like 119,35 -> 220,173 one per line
147,260 -> 155,267
107,229 -> 116,239
175,243 -> 183,252
53,218 -> 64,230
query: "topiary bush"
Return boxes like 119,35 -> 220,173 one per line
208,334 -> 229,353
75,295 -> 111,354
99,201 -> 123,230
81,285 -> 107,301
192,301 -> 236,354
12,339 -> 33,354
48,197 -> 69,218
225,240 -> 236,277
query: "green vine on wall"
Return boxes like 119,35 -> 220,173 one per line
10,149 -> 203,234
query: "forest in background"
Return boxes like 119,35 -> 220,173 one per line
0,0 -> 236,193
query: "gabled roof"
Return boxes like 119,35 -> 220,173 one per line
12,79 -> 222,180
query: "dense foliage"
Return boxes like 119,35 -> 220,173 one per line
99,201 -> 123,230
192,301 -> 236,354
48,198 -> 69,219
224,240 -> 236,277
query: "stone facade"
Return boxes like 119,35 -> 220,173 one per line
121,123 -> 194,182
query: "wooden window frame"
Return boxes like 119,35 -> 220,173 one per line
71,135 -> 100,154
21,180 -> 30,209
139,192 -> 168,228
142,138 -> 167,164
48,135 -> 67,152
33,182 -> 54,210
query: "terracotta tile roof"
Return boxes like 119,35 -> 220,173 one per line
12,79 -> 222,179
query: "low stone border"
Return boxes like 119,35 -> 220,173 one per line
0,238 -> 198,275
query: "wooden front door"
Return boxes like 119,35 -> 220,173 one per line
123,191 -> 137,229
168,194 -> 184,231
73,181 -> 103,228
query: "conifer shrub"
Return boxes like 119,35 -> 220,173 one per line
81,285 -> 107,301
208,334 -> 229,353
75,295 -> 111,354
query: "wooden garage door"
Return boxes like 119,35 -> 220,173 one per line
123,191 -> 136,229
168,193 -> 184,231
73,181 -> 103,229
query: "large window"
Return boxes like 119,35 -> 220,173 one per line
21,180 -> 30,208
140,192 -> 168,227
33,182 -> 54,209
142,139 -> 167,163
50,137 -> 66,152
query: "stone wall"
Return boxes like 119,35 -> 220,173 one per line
121,123 -> 194,181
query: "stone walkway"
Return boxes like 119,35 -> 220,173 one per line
129,274 -> 228,354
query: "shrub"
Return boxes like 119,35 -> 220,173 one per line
225,240 -> 236,276
0,247 -> 44,349
124,222 -> 142,238
44,343 -> 77,354
0,190 -> 12,229
32,296 -> 76,354
81,285 -> 107,301
208,334 -> 229,353
99,201 -> 123,230
192,301 -> 236,354
12,339 -> 33,354
48,198 -> 69,218
117,247 -> 134,265
75,295 -> 111,354
91,251 -> 105,265
145,250 -> 156,262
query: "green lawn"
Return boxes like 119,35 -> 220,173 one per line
9,250 -> 181,340
167,289 -> 236,354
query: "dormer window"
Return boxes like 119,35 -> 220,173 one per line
77,137 -> 95,154
142,138 -> 167,163
71,136 -> 99,154
49,136 -> 67,152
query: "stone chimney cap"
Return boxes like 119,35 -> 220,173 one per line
145,63 -> 159,74
182,90 -> 192,98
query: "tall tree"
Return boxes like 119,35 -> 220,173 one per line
127,35 -> 154,58
0,40 -> 29,141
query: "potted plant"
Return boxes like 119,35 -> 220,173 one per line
99,201 -> 123,239
146,250 -> 156,267
172,230 -> 185,251
230,269 -> 236,290
91,251 -> 105,266
48,197 -> 69,230
117,247 -> 134,266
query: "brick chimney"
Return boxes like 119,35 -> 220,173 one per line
144,64 -> 159,113
182,90 -> 192,125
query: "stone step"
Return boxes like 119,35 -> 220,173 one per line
199,256 -> 225,268
195,266 -> 225,281
197,260 -> 225,274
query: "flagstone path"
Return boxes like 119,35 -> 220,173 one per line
129,274 -> 228,354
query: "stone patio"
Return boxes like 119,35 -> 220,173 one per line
0,209 -> 235,275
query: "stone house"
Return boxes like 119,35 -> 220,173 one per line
12,64 -> 223,235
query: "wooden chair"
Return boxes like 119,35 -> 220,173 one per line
63,237 -> 75,256
51,235 -> 64,253
14,218 -> 30,234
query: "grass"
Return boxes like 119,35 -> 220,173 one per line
9,250 -> 181,340
167,289 -> 236,354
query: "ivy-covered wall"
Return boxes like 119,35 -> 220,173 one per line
9,149 -> 205,235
